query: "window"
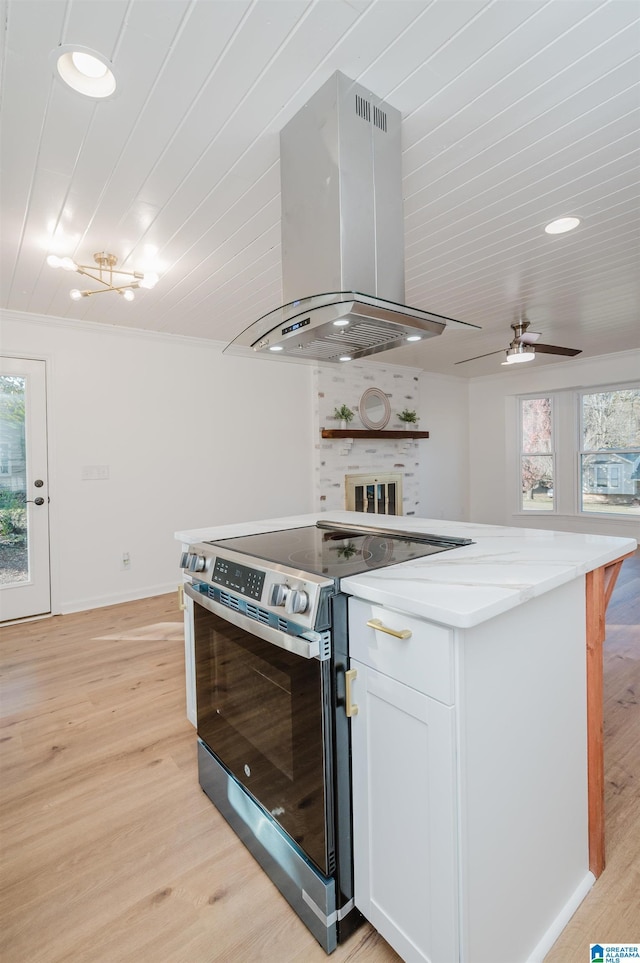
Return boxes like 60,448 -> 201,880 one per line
519,396 -> 554,511
580,388 -> 640,515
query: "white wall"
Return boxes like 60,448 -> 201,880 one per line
468,350 -> 640,539
418,372 -> 470,522
1,311 -> 314,613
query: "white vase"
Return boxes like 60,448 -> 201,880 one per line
340,419 -> 347,430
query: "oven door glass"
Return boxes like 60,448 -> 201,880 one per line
193,595 -> 334,875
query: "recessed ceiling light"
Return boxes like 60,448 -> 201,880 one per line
52,45 -> 116,98
406,335 -> 422,342
544,216 -> 581,235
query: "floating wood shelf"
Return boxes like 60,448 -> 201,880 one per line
321,429 -> 429,439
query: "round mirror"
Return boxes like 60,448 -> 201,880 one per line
359,387 -> 391,430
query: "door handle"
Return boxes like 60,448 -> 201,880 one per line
345,668 -> 358,717
27,497 -> 45,506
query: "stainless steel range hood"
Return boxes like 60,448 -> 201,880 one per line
225,72 -> 478,363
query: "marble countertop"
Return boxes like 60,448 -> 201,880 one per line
176,511 -> 636,628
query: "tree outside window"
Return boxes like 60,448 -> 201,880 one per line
580,388 -> 640,515
520,397 -> 554,511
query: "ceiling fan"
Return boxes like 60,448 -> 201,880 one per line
455,319 -> 582,366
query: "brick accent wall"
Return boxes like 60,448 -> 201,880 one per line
312,361 -> 423,515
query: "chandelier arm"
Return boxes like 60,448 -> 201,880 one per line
87,284 -> 140,295
112,282 -> 140,293
78,282 -> 139,297
76,265 -> 144,282
75,267 -> 113,289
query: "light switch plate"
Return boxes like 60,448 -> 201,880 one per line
82,465 -> 109,480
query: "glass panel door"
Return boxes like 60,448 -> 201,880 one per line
0,374 -> 27,583
0,358 -> 50,621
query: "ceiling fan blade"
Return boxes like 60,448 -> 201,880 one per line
518,331 -> 541,344
454,349 -> 504,364
533,343 -> 582,356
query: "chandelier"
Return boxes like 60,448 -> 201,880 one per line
47,252 -> 159,301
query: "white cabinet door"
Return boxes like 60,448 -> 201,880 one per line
350,661 -> 458,963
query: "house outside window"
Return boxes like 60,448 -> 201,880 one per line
580,387 -> 640,515
519,396 -> 554,511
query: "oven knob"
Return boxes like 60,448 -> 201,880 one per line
179,552 -> 190,569
270,583 -> 289,607
188,554 -> 206,573
286,589 -> 309,615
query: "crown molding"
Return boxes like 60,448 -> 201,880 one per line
0,308 -> 227,351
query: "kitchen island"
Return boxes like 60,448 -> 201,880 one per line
176,512 -> 635,963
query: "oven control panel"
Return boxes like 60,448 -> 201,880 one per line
211,557 -> 265,601
181,542 -> 335,630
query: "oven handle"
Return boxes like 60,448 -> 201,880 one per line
183,581 -> 321,660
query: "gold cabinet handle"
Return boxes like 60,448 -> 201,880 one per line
178,583 -> 186,611
366,618 -> 412,640
345,668 -> 359,717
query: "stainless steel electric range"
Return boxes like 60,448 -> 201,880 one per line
180,520 -> 472,952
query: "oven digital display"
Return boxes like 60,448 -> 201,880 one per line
211,558 -> 265,600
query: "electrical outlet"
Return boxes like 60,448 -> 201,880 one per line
121,552 -> 131,570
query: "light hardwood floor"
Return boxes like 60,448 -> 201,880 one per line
1,555 -> 638,963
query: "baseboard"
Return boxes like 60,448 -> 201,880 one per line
58,582 -> 178,615
526,871 -> 596,962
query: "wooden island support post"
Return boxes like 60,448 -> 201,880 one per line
586,552 -> 635,877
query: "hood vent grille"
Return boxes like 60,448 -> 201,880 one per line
291,320 -> 402,361
355,93 -> 370,122
355,94 -> 387,131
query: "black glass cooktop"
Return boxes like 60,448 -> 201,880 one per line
207,523 -> 463,579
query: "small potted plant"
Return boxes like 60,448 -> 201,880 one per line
334,404 -> 354,430
398,408 -> 419,430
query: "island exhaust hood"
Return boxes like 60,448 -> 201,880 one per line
225,72 -> 477,363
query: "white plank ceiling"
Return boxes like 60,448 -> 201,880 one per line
1,0 -> 639,376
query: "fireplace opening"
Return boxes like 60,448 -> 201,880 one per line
345,472 -> 403,516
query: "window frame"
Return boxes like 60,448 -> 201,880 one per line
517,393 -> 557,515
578,383 -> 640,518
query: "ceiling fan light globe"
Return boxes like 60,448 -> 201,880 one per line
501,345 -> 536,365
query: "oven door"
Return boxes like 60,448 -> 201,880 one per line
185,581 -> 335,876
